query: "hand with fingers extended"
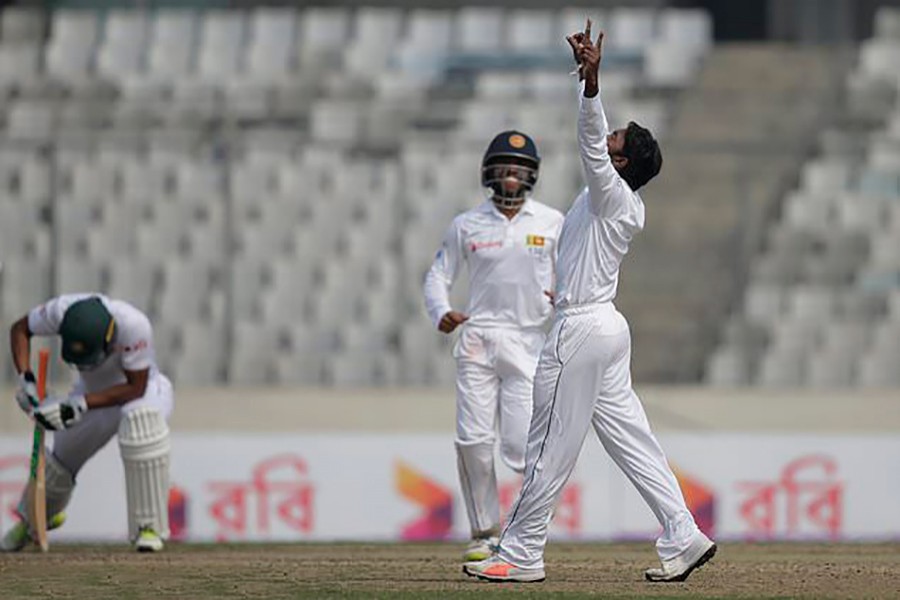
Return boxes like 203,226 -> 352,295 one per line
566,18 -> 604,97
438,310 -> 469,334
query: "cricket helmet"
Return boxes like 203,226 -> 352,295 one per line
59,297 -> 116,369
481,130 -> 540,209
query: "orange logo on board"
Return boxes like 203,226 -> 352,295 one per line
509,134 -> 526,149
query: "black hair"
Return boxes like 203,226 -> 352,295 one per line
620,121 -> 662,191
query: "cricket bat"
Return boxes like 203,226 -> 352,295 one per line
24,348 -> 50,552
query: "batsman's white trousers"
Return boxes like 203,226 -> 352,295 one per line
497,303 -> 700,569
454,326 -> 545,469
52,374 -> 174,476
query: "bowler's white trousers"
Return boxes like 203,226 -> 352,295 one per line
497,303 -> 700,569
52,374 -> 175,476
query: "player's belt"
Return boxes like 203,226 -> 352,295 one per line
556,302 -> 614,319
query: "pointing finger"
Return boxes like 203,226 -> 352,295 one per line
584,18 -> 592,43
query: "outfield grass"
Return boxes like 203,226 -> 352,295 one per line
1,542 -> 898,599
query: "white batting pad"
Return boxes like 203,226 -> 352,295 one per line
118,407 -> 170,541
456,440 -> 500,538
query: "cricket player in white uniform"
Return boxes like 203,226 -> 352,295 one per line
2,294 -> 173,552
465,23 -> 716,583
424,130 -> 564,562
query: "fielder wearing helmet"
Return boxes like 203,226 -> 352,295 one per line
481,130 -> 540,211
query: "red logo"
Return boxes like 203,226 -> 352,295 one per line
470,240 -> 503,253
499,477 -> 582,534
0,455 -> 28,531
737,454 -> 843,539
207,454 -> 314,541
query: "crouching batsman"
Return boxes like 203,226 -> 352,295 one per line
2,293 -> 173,552
464,20 -> 716,583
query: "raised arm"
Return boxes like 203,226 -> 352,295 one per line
423,219 -> 468,333
568,22 -> 632,218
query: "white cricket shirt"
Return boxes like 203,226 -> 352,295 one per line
554,84 -> 646,310
28,293 -> 160,393
424,199 -> 564,329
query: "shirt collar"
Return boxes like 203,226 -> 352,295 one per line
483,198 -> 536,220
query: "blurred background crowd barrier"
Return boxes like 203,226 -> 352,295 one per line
0,0 -> 896,389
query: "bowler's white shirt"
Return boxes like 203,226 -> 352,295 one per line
28,293 -> 160,393
424,199 -> 564,329
555,83 -> 646,310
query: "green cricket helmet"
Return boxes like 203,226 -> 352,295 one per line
59,297 -> 116,369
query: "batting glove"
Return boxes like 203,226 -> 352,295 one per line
14,371 -> 39,416
33,394 -> 88,431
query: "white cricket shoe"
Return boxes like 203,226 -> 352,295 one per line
135,526 -> 164,553
1,512 -> 67,552
463,555 -> 546,583
645,533 -> 717,582
462,536 -> 497,562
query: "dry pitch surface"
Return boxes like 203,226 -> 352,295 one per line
1,542 -> 899,599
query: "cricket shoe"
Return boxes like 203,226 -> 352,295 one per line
463,555 -> 546,583
462,536 -> 498,562
0,512 -> 67,552
135,526 -> 164,553
645,533 -> 717,582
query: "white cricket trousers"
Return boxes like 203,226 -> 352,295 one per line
52,374 -> 175,476
498,303 -> 700,569
454,325 -> 545,536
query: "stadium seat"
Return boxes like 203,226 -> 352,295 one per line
195,10 -> 246,82
455,7 -> 504,52
170,322 -> 225,385
244,7 -> 297,81
344,7 -> 403,78
275,350 -> 325,385
229,320 -> 278,385
297,7 -> 349,72
0,258 -> 51,321
308,101 -> 365,145
756,346 -> 806,387
7,101 -> 58,142
106,258 -> 157,313
394,9 -> 453,80
607,8 -> 656,52
644,42 -> 699,87
0,44 -> 42,92
96,11 -> 149,83
124,10 -> 197,94
806,348 -> 856,387
658,8 -> 713,50
744,283 -> 785,325
874,7 -> 900,39
45,10 -> 101,86
1,8 -> 45,43
506,9 -> 556,51
705,346 -> 750,386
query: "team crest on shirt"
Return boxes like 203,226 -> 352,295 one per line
525,235 -> 545,247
